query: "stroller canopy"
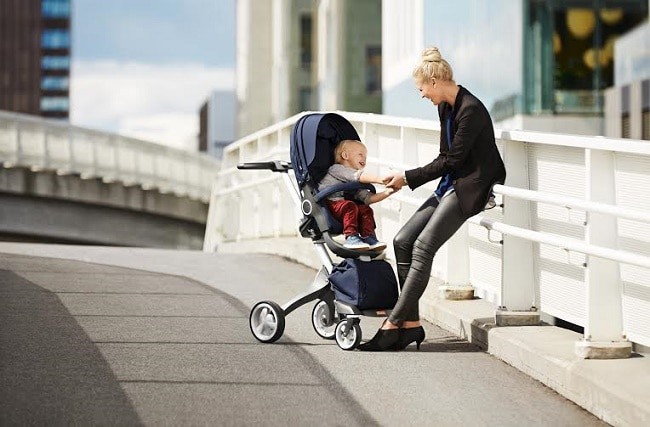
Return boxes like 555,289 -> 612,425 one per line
290,113 -> 360,189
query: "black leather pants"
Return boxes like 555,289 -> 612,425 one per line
388,192 -> 469,324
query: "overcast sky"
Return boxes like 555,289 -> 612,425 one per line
70,0 -> 236,150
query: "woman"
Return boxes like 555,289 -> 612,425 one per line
359,47 -> 506,351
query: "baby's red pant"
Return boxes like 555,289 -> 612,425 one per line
326,199 -> 375,237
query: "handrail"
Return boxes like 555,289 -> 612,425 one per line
391,188 -> 650,271
470,215 -> 650,271
493,184 -> 650,224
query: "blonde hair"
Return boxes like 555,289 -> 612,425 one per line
335,139 -> 364,163
412,47 -> 454,84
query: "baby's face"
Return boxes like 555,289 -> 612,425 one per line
345,144 -> 367,170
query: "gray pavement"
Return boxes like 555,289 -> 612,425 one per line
0,245 -> 607,426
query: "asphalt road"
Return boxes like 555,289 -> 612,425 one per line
0,250 -> 607,426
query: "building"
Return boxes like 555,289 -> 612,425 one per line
236,0 -> 274,137
382,0 -> 647,136
236,0 -> 382,138
0,0 -> 72,119
316,0 -> 382,114
198,90 -> 236,159
604,21 -> 649,140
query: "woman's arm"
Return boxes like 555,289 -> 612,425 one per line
407,103 -> 486,189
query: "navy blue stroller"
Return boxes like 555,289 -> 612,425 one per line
239,113 -> 397,350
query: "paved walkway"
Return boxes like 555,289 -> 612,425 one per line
1,245 -> 606,426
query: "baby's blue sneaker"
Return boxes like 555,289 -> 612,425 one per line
344,234 -> 370,250
363,235 -> 387,252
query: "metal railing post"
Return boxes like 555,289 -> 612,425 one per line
576,149 -> 632,358
497,139 -> 539,325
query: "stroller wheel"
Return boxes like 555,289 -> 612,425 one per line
311,300 -> 336,340
335,319 -> 362,351
249,301 -> 285,343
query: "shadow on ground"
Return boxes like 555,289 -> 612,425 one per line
0,269 -> 142,425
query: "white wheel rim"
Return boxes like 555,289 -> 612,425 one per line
251,304 -> 277,340
336,324 -> 357,349
313,301 -> 335,336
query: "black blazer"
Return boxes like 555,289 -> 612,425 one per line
404,86 -> 506,217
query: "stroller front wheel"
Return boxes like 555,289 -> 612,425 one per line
335,319 -> 362,350
312,300 -> 337,339
249,301 -> 285,343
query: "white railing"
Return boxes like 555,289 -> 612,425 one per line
0,110 -> 219,202
204,110 -> 650,352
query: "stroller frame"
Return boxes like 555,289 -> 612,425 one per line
242,113 -> 394,350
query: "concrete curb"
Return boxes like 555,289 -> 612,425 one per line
420,293 -> 650,427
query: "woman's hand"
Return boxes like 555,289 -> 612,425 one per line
384,171 -> 407,190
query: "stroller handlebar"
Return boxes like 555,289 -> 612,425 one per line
237,161 -> 292,173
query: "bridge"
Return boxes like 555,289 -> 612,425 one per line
0,111 -> 218,248
1,110 -> 649,425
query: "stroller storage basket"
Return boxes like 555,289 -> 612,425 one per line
329,258 -> 398,310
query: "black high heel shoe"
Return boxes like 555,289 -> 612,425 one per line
358,324 -> 400,352
395,326 -> 425,350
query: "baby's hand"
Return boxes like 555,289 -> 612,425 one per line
381,174 -> 395,185
385,187 -> 399,195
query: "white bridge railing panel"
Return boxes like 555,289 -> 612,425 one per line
0,111 -> 219,202
527,144 -> 587,324
615,153 -> 650,345
204,110 -> 650,350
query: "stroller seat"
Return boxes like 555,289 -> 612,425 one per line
291,113 -> 385,259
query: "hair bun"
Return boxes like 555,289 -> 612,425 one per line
422,47 -> 441,63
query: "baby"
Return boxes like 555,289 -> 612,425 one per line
318,139 -> 397,251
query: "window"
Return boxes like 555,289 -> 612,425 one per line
366,46 -> 382,95
42,0 -> 71,18
525,0 -> 648,114
41,29 -> 70,49
300,14 -> 312,69
41,76 -> 69,90
299,87 -> 311,112
42,56 -> 70,70
642,80 -> 649,140
622,85 -> 631,138
40,97 -> 69,111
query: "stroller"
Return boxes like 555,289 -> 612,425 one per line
239,113 -> 398,350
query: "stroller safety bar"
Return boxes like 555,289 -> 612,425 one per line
313,182 -> 376,203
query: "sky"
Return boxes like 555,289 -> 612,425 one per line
70,0 -> 236,150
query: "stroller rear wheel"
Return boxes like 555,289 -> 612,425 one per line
249,301 -> 285,343
335,318 -> 362,350
311,300 -> 336,339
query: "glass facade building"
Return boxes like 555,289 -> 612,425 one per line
524,0 -> 647,117
0,0 -> 72,119
383,0 -> 647,134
